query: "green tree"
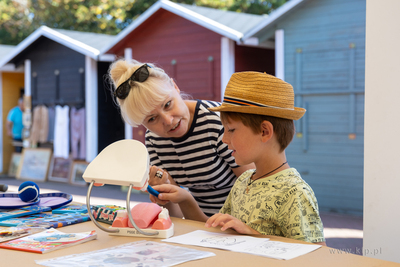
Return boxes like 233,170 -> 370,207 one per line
226,0 -> 288,14
0,0 -> 138,45
191,0 -> 287,14
0,0 -> 33,45
0,0 -> 288,45
29,0 -> 138,33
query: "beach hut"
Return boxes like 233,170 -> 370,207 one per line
0,26 -> 123,169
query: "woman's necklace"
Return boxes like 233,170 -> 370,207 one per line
246,161 -> 288,194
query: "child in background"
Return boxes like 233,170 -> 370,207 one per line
151,71 -> 326,245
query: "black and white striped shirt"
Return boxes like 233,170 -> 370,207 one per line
145,100 -> 238,216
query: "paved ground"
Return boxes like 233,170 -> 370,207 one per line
0,175 -> 363,255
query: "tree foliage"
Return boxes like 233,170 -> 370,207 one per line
0,0 -> 288,45
0,0 -> 33,45
193,0 -> 288,14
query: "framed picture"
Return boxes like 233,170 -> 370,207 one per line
8,153 -> 22,177
16,148 -> 52,182
70,161 -> 89,186
48,156 -> 73,182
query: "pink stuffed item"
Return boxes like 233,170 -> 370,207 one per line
129,203 -> 162,229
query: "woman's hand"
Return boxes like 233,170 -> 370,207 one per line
148,166 -> 174,186
205,213 -> 259,235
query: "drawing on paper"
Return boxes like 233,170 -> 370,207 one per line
201,236 -> 245,246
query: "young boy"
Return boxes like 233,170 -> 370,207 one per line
151,71 -> 326,245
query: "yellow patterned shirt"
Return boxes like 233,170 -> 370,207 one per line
220,168 -> 325,243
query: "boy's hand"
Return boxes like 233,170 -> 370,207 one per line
205,213 -> 259,235
150,184 -> 191,205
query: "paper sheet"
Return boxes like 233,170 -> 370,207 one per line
36,240 -> 215,267
162,230 -> 321,260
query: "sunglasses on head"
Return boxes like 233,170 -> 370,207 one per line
114,64 -> 151,100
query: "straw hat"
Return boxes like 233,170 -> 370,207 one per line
208,71 -> 305,120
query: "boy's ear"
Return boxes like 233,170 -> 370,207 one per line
261,121 -> 273,141
171,78 -> 180,93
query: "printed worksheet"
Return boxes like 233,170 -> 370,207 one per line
36,240 -> 215,267
162,230 -> 321,260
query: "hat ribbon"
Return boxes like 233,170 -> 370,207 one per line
223,96 -> 295,111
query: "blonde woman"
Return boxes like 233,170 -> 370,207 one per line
108,59 -> 253,217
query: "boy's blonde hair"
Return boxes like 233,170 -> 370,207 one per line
220,112 -> 295,152
108,59 -> 173,127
